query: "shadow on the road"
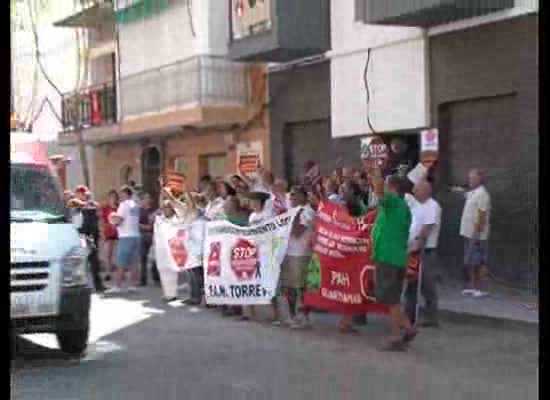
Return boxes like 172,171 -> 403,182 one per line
11,289 -> 192,369
11,336 -> 83,370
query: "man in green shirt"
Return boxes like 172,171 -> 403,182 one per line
372,175 -> 416,351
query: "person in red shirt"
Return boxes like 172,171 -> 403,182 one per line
101,190 -> 120,280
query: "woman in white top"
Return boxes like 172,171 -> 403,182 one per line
240,191 -> 274,321
155,186 -> 206,303
203,182 -> 226,221
272,178 -> 290,215
248,192 -> 274,225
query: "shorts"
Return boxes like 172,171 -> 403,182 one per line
376,262 -> 406,306
464,238 -> 489,269
280,256 -> 311,289
115,237 -> 141,270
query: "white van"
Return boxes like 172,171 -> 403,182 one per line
10,134 -> 91,355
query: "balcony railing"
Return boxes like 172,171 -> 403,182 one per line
119,55 -> 249,119
61,82 -> 117,131
360,0 -> 515,27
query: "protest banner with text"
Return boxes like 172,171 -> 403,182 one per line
204,208 -> 300,305
154,218 -> 206,272
303,201 -> 419,315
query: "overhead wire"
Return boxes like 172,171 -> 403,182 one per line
363,48 -> 376,134
12,0 -> 39,127
26,0 -> 63,97
186,0 -> 196,37
30,97 -> 64,126
24,0 -> 86,130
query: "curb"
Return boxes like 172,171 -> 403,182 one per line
435,308 -> 538,332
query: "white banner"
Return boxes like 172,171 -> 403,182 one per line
204,208 -> 300,305
154,217 -> 206,272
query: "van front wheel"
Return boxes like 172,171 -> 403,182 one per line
57,327 -> 89,355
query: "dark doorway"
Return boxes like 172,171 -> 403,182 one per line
437,94 -> 535,287
283,120 -> 332,185
142,146 -> 161,201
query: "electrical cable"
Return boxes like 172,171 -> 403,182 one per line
363,48 -> 376,134
186,0 -> 196,37
26,0 -> 63,97
12,0 -> 39,127
29,97 -> 63,127
22,64 -> 39,127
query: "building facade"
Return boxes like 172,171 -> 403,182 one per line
56,0 -> 270,200
229,0 -> 539,288
340,0 -> 539,287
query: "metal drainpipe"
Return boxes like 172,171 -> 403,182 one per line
423,28 -> 431,129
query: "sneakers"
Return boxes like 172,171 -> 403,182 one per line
420,320 -> 440,328
379,338 -> 407,352
462,289 -> 489,298
402,327 -> 419,343
104,286 -> 122,295
290,315 -> 312,330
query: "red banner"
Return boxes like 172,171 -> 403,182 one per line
303,201 -> 419,315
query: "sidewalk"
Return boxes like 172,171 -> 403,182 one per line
435,279 -> 538,326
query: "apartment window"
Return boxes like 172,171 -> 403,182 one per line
200,154 -> 226,180
120,165 -> 133,185
172,156 -> 189,176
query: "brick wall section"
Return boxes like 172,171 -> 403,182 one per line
430,14 -> 539,287
164,121 -> 268,186
92,141 -> 142,202
90,119 -> 269,201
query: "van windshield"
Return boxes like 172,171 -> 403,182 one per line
11,163 -> 66,222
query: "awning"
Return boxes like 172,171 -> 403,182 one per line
54,2 -> 114,28
115,0 -> 168,24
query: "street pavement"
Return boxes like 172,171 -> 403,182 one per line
11,286 -> 538,400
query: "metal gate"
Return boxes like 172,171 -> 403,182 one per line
437,94 -> 537,290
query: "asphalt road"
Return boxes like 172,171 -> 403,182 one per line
11,287 -> 538,400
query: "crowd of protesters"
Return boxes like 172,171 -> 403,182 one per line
64,159 -> 491,352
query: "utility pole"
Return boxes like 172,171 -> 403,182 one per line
10,2 -> 15,121
70,92 -> 91,188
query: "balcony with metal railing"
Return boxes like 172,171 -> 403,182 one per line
61,82 -> 117,132
120,55 -> 249,120
54,1 -> 114,29
358,0 -> 515,27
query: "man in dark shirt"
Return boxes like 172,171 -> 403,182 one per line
73,186 -> 105,292
139,193 -> 157,286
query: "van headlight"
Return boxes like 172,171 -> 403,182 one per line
62,246 -> 88,287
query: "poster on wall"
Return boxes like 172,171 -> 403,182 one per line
236,141 -> 263,177
232,0 -> 272,40
420,128 -> 439,168
360,136 -> 390,170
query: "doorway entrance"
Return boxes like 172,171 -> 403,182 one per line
142,146 -> 161,201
